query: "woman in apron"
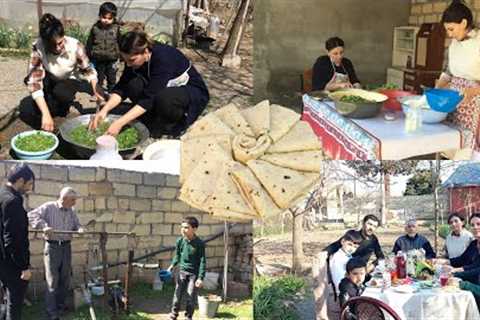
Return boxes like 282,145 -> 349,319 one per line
312,37 -> 361,91
90,30 -> 209,138
437,0 -> 480,159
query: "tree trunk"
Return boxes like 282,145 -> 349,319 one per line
221,0 -> 250,68
380,172 -> 387,225
292,209 -> 304,275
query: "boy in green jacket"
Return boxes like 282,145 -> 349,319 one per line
168,216 -> 206,320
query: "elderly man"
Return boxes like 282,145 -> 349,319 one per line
28,187 -> 84,320
392,219 -> 436,259
0,163 -> 35,320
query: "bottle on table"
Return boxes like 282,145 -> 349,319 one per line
396,251 -> 407,279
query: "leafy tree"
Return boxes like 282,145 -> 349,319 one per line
404,169 -> 439,196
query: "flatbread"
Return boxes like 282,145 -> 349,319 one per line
241,100 -> 271,137
231,165 -> 283,218
267,121 -> 321,153
206,161 -> 258,219
180,135 -> 232,184
179,145 -> 232,211
269,104 -> 300,142
181,112 -> 235,140
214,103 -> 255,137
232,134 -> 271,164
246,159 -> 319,209
260,151 -> 323,172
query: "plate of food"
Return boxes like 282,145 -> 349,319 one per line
366,278 -> 383,288
393,285 -> 418,294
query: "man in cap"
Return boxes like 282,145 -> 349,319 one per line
0,163 -> 35,320
392,219 -> 436,259
28,187 -> 84,320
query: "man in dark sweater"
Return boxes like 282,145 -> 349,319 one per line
392,219 -> 436,259
167,216 -> 206,320
0,164 -> 35,320
325,214 -> 384,273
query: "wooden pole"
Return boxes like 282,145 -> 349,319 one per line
221,0 -> 250,68
124,249 -> 134,314
37,0 -> 43,22
223,221 -> 229,302
99,233 -> 109,308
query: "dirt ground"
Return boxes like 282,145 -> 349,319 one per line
0,26 -> 253,159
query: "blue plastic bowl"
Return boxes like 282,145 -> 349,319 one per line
11,130 -> 59,160
159,270 -> 172,282
424,88 -> 463,113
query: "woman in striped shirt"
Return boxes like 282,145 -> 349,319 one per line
20,13 -> 103,132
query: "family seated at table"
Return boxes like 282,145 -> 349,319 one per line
322,211 -> 480,319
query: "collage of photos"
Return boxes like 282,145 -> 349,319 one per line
2,0 -> 480,320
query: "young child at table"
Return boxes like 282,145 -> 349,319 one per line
86,2 -> 120,93
329,230 -> 363,294
167,216 -> 206,320
338,258 -> 367,318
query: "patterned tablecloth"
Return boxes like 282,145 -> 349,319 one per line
302,94 -> 463,160
364,286 -> 480,320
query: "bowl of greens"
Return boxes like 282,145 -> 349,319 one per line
328,89 -> 388,118
11,130 -> 59,160
59,114 -> 149,159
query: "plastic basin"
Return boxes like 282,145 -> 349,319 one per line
11,130 -> 59,160
424,88 -> 463,113
159,270 -> 172,282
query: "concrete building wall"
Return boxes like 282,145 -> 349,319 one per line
0,162 -> 252,295
254,0 -> 411,106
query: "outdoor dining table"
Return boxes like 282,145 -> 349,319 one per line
363,286 -> 480,320
301,94 -> 462,160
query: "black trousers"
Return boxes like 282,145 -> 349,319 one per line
0,261 -> 28,320
119,76 -> 190,138
19,74 -> 92,130
93,60 -> 117,92
170,271 -> 198,319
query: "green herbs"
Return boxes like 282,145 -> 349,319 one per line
69,122 -> 140,149
339,95 -> 373,103
365,83 -> 400,91
15,132 -> 56,152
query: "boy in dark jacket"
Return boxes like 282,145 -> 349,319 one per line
338,257 -> 367,320
167,217 -> 206,320
86,2 -> 120,92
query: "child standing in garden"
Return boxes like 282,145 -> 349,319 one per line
167,216 -> 206,320
86,2 -> 120,93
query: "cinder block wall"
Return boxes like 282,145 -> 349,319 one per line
409,0 -> 480,26
0,161 -> 252,297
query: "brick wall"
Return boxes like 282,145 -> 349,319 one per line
0,161 -> 252,296
409,0 -> 480,26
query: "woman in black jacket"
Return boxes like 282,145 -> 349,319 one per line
312,36 -> 361,91
90,30 -> 209,138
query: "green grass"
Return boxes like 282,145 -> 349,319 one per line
22,281 -> 252,319
253,275 -> 306,320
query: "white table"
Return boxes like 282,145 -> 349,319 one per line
364,287 -> 480,320
303,95 -> 462,160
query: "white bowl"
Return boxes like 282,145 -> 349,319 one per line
143,139 -> 181,174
